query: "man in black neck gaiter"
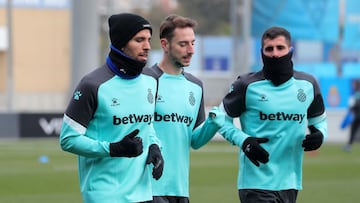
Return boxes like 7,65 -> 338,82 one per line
60,13 -> 165,203
107,13 -> 153,79
221,26 -> 327,203
261,27 -> 294,86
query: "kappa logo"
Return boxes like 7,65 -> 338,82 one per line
111,98 -> 120,106
258,94 -> 268,102
156,94 -> 165,103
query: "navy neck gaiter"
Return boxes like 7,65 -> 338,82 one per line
106,44 -> 146,79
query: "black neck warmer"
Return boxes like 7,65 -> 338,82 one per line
262,50 -> 294,86
107,44 -> 146,79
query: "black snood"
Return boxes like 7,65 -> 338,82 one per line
262,50 -> 294,86
107,44 -> 146,79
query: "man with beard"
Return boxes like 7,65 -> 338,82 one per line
60,13 -> 164,203
143,14 -> 224,203
217,26 -> 327,203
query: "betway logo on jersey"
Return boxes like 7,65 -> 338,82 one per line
259,111 -> 305,124
113,114 -> 153,125
154,112 -> 193,127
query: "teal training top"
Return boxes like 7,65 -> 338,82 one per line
143,65 -> 205,197
59,65 -> 160,203
220,70 -> 327,191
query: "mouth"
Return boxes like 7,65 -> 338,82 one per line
139,52 -> 148,57
183,55 -> 192,63
138,53 -> 148,61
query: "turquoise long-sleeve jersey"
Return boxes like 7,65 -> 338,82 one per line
59,65 -> 161,203
220,70 -> 327,191
143,65 -> 206,197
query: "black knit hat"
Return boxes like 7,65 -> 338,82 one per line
108,13 -> 152,49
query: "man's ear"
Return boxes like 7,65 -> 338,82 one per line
160,38 -> 169,52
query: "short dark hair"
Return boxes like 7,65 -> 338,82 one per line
159,14 -> 197,41
261,26 -> 291,47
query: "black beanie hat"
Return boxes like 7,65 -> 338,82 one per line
108,13 -> 152,49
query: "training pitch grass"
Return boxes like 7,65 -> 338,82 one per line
0,139 -> 359,203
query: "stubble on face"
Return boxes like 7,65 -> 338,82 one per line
168,46 -> 186,69
168,27 -> 195,69
122,29 -> 151,62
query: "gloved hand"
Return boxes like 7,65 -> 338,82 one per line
242,137 -> 269,167
146,144 -> 164,180
109,129 -> 143,157
302,126 -> 324,151
208,106 -> 225,127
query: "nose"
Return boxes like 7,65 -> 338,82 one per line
144,40 -> 151,50
187,44 -> 194,54
271,49 -> 281,58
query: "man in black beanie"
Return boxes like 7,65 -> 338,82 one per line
107,13 -> 153,78
60,13 -> 164,203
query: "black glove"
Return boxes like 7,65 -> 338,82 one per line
302,126 -> 323,151
146,144 -> 164,180
242,137 -> 269,167
109,129 -> 143,157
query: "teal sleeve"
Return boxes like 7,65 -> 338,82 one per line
218,116 -> 249,147
308,112 -> 328,140
191,106 -> 225,149
191,120 -> 217,149
60,114 -> 110,157
217,104 -> 250,147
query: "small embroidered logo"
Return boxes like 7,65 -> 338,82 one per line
148,88 -> 154,104
73,90 -> 82,100
297,89 -> 306,102
189,92 -> 195,106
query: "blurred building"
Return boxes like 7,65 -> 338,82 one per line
98,0 -> 178,15
1,0 -> 358,110
0,0 -> 180,113
0,0 -> 70,112
0,0 -> 355,143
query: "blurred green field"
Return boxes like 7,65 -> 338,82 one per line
0,139 -> 359,203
